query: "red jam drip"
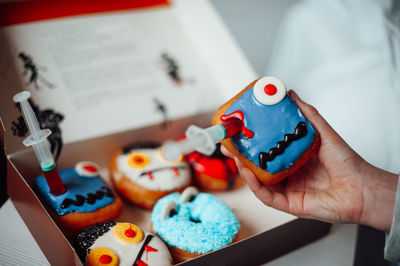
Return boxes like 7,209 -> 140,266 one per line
220,111 -> 254,138
172,167 -> 179,177
136,260 -> 148,266
146,172 -> 153,180
83,164 -> 97,173
125,228 -> 136,238
42,166 -> 66,195
145,245 -> 158,260
99,254 -> 112,264
264,84 -> 277,95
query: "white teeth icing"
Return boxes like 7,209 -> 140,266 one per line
161,200 -> 178,221
180,186 -> 199,203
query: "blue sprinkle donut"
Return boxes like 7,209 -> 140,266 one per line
151,187 -> 240,261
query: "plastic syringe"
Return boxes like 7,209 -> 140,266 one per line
161,118 -> 243,161
13,91 -> 66,195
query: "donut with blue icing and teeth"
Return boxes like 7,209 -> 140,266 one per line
150,186 -> 240,262
212,76 -> 320,185
74,221 -> 173,266
109,142 -> 191,209
34,161 -> 123,237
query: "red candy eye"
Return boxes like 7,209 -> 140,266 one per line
75,161 -> 100,177
264,84 -> 277,95
134,157 -> 144,163
83,165 -> 97,173
124,228 -> 136,238
99,254 -> 112,264
253,76 -> 286,105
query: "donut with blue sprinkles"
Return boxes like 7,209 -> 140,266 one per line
151,186 -> 240,262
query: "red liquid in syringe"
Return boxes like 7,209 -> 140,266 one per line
42,166 -> 66,195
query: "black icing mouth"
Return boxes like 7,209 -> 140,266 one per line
258,122 -> 308,170
139,165 -> 187,177
190,216 -> 201,223
61,186 -> 114,209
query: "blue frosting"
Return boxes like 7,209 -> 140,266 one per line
34,167 -> 115,216
151,192 -> 240,254
225,88 -> 316,174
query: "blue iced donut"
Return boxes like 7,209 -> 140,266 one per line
151,187 -> 240,262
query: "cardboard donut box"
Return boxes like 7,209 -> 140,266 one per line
0,0 -> 331,265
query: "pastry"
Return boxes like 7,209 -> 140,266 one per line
185,143 -> 243,191
212,76 -> 320,185
34,161 -> 123,237
109,142 -> 191,209
75,221 -> 172,266
150,187 -> 240,262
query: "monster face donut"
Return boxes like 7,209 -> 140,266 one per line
212,76 -> 320,185
109,142 -> 191,209
75,221 -> 173,266
151,187 -> 240,262
185,143 -> 243,191
34,161 -> 123,237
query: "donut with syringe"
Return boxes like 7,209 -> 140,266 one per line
212,76 -> 320,185
34,161 -> 123,237
12,91 -> 122,238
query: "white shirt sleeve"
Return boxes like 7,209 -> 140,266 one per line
385,175 -> 400,262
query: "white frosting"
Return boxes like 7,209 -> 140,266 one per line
115,148 -> 190,191
161,200 -> 178,221
90,228 -> 172,266
179,186 -> 198,203
253,76 -> 286,105
75,161 -> 100,177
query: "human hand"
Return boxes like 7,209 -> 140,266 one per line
222,90 -> 398,232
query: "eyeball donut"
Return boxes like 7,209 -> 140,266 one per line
109,142 -> 191,209
150,187 -> 240,263
74,221 -> 173,266
185,143 -> 244,191
212,76 -> 320,185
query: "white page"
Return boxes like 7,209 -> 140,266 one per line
0,6 -> 221,144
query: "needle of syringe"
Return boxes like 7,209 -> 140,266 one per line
161,118 -> 243,161
13,91 -> 66,195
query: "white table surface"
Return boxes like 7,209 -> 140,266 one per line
0,199 -> 357,266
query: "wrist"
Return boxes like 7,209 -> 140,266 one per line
359,162 -> 398,232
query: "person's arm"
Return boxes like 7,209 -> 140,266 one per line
222,90 -> 398,232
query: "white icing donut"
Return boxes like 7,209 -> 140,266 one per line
115,148 -> 190,191
88,223 -> 172,266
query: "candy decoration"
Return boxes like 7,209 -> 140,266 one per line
86,247 -> 119,266
253,76 -> 286,105
75,161 -> 100,177
112,223 -> 144,244
264,84 -> 277,95
99,254 -> 112,264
